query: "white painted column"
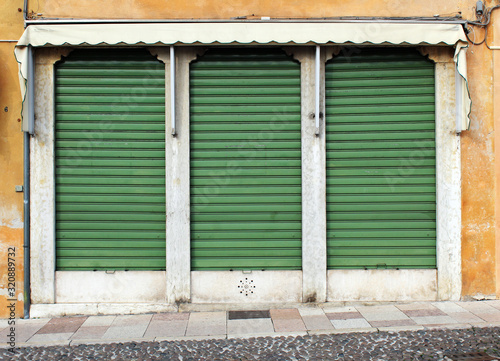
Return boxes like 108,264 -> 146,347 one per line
293,48 -> 327,303
420,47 -> 462,301
435,59 -> 462,301
161,48 -> 201,304
31,48 -> 72,304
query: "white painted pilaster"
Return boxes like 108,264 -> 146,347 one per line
162,48 -> 201,304
434,58 -> 462,301
31,48 -> 72,304
292,47 -> 327,303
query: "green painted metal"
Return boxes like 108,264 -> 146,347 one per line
55,49 -> 166,270
190,49 -> 302,271
326,48 -> 436,269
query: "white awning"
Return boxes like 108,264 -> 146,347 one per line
15,21 -> 471,130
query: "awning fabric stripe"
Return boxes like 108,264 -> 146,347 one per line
14,22 -> 471,130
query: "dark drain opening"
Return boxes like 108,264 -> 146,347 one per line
228,310 -> 271,320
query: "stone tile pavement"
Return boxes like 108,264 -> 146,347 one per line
1,300 -> 500,348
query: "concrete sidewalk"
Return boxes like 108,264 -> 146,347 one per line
1,300 -> 500,348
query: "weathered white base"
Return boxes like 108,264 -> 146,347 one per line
191,271 -> 302,303
55,271 -> 166,303
327,270 -> 438,302
30,303 -> 177,318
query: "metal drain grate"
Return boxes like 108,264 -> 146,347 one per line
445,352 -> 499,361
228,310 -> 271,320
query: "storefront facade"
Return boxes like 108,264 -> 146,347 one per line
1,0 -> 499,319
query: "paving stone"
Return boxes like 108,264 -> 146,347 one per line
152,313 -> 190,321
479,314 -> 500,322
301,315 -> 334,331
69,338 -> 142,347
297,307 -> 326,317
447,312 -> 484,323
0,322 -> 48,343
144,320 -> 188,338
377,325 -> 425,332
27,332 -> 73,343
227,318 -> 274,334
459,302 -> 500,314
469,321 -> 500,328
155,335 -> 227,342
484,300 -> 500,310
400,308 -> 446,317
185,312 -> 226,337
270,308 -> 306,332
0,320 -> 9,328
102,325 -> 149,340
81,315 -> 116,327
330,318 -> 372,329
411,315 -> 460,325
458,303 -> 500,322
321,305 -> 357,313
272,318 -> 307,332
326,311 -> 363,320
187,311 -> 227,323
71,326 -> 109,340
16,318 -> 51,326
369,319 -> 417,327
269,308 -> 301,320
425,323 -> 472,330
326,327 -> 377,334
438,323 -> 473,330
356,305 -> 409,322
111,314 -> 153,326
396,302 -> 440,311
36,317 -> 87,334
432,301 -> 467,313
102,315 -> 152,340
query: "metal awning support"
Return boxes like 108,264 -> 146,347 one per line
170,45 -> 176,136
26,45 -> 34,135
455,68 -> 463,133
315,45 -> 320,136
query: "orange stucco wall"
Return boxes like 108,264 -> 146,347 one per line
460,2 -> 497,298
462,42 -> 496,297
0,0 -> 26,318
29,0 -> 468,20
0,0 -> 498,319
493,11 -> 500,299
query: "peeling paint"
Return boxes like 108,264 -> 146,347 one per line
0,203 -> 23,229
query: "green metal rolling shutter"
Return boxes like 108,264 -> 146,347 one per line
55,49 -> 166,270
190,48 -> 302,270
326,48 -> 436,269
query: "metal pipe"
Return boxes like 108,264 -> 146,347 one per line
455,67 -> 463,133
315,45 -> 320,136
23,0 -> 28,24
27,46 -> 35,135
23,132 -> 31,319
170,46 -> 176,136
24,18 -> 467,25
23,45 -> 34,319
